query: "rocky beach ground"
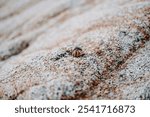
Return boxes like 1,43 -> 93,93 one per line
0,0 -> 150,100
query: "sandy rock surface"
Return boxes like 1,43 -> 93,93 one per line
0,0 -> 150,100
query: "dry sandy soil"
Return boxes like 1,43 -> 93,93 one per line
0,0 -> 150,100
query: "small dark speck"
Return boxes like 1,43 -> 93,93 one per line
119,74 -> 124,77
119,31 -> 127,38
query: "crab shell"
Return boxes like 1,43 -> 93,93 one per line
72,47 -> 84,57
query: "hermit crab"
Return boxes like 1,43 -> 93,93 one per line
72,47 -> 84,57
